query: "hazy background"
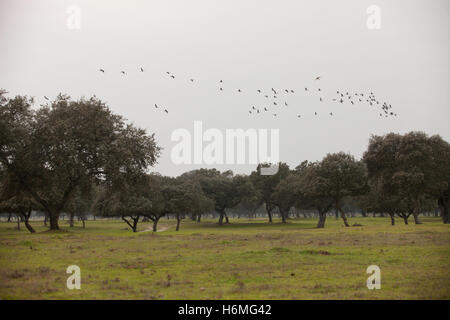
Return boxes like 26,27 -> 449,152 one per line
1,0 -> 449,176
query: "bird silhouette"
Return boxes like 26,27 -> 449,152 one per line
305,87 -> 308,91
164,109 -> 169,114
154,104 -> 158,108
220,87 -> 223,91
257,89 -> 261,93
315,76 -> 321,80
140,67 -> 144,72
99,69 -> 105,73
170,75 -> 175,79
44,96 -> 49,100
121,71 -> 126,75
238,89 -> 241,92
190,78 -> 194,82
264,107 -> 268,111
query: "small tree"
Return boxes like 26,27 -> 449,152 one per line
315,153 -> 368,227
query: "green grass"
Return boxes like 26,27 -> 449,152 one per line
0,216 -> 449,299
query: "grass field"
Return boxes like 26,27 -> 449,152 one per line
0,216 -> 449,300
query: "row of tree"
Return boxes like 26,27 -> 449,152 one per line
1,91 -> 449,233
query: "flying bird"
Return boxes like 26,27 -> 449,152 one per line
121,71 -> 126,75
315,76 -> 321,80
99,69 -> 105,73
164,109 -> 169,114
170,75 -> 175,79
140,67 -> 144,72
154,104 -> 158,108
44,96 -> 49,100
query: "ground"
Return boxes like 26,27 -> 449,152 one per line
0,216 -> 449,299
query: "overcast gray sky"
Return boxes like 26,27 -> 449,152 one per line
1,0 -> 449,176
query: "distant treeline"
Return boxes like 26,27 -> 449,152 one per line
1,91 -> 449,233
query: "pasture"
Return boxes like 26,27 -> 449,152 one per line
0,217 -> 448,300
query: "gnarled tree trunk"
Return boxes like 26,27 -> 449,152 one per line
317,212 -> 327,228
336,202 -> 349,227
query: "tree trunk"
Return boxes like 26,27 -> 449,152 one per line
152,217 -> 160,232
317,212 -> 326,228
225,212 -> 229,224
197,214 -> 201,223
218,209 -> 225,225
69,212 -> 75,227
412,211 -> 422,224
44,214 -> 48,226
336,202 -> 349,227
280,209 -> 287,223
81,218 -> 85,229
266,203 -> 273,223
176,217 -> 181,231
402,215 -> 409,225
7,213 -> 11,222
49,213 -> 59,230
413,201 -> 422,224
389,213 -> 395,226
20,209 -> 36,233
16,215 -> 20,230
122,216 -> 138,232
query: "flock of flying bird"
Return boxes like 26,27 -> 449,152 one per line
91,67 -> 398,119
